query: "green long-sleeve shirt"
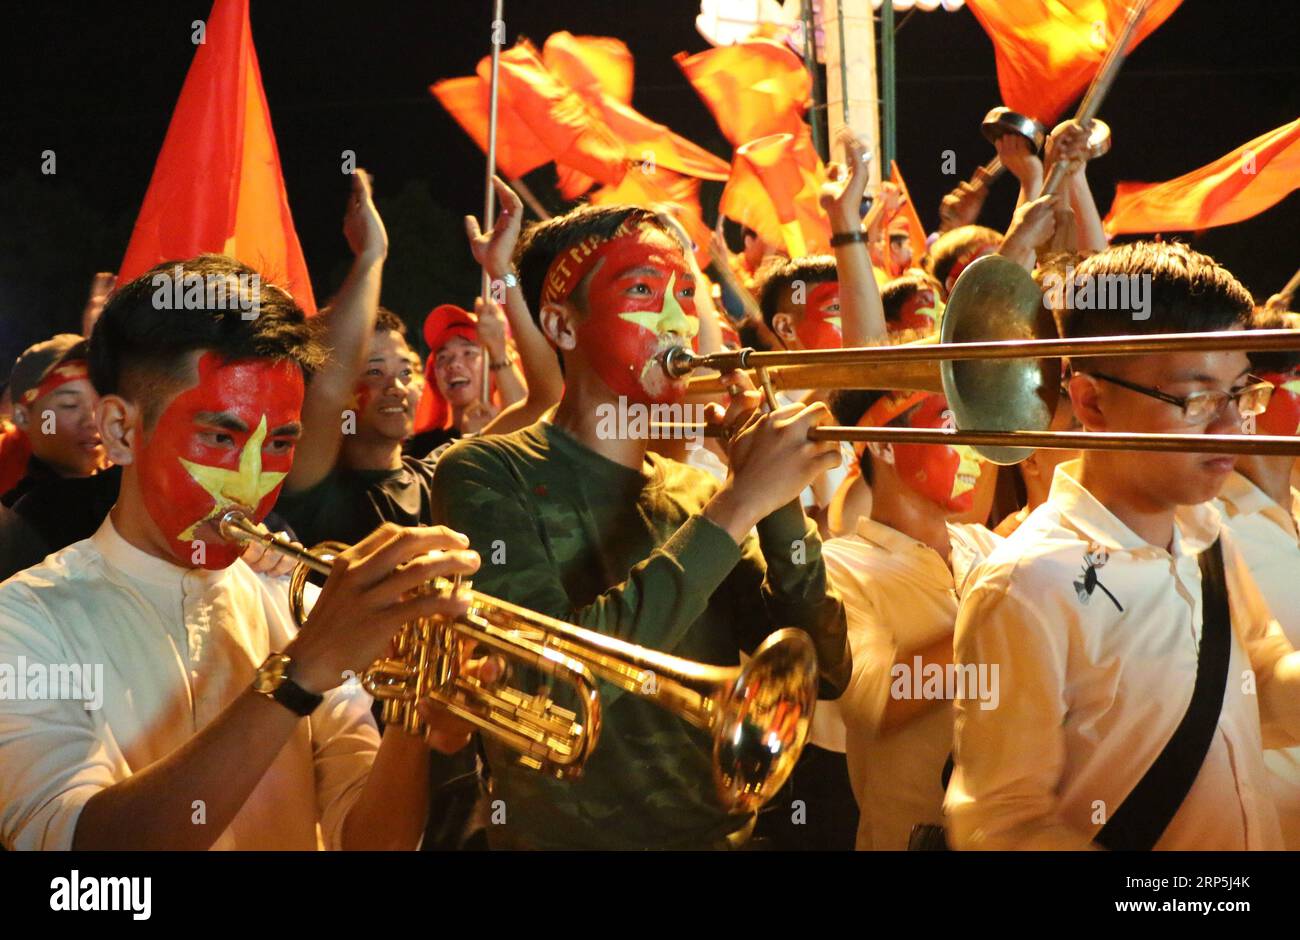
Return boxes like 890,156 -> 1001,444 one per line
431,420 -> 849,850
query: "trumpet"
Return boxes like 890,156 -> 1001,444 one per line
218,509 -> 819,814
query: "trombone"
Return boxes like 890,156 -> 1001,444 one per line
666,254 -> 1300,465
218,509 -> 818,814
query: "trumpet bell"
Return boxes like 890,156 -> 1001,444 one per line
941,254 -> 1061,465
714,628 -> 819,813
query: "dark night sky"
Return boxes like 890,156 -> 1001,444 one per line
1,0 -> 1297,375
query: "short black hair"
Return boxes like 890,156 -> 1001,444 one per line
880,273 -> 944,329
923,225 -> 1001,295
756,255 -> 838,331
375,306 -> 407,336
515,204 -> 671,322
88,255 -> 325,426
1249,309 -> 1300,374
1055,241 -> 1253,340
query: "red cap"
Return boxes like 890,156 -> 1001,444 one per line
422,304 -> 478,354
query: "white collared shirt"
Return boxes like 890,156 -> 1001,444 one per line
946,460 -> 1298,850
0,516 -> 380,850
823,517 -> 999,849
1216,470 -> 1300,847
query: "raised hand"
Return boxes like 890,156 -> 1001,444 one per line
1045,119 -> 1092,181
343,169 -> 388,262
999,193 -> 1060,269
474,296 -> 507,358
995,134 -> 1043,188
819,129 -> 873,233
939,179 -> 989,231
465,175 -> 524,280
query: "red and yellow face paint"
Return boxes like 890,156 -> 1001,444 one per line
892,287 -> 944,337
137,353 -> 304,569
859,391 -> 986,513
794,280 -> 843,351
1256,370 -> 1300,437
544,222 -> 700,404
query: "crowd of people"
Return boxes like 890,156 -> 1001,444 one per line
0,113 -> 1297,851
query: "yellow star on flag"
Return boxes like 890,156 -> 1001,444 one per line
177,415 -> 286,541
618,273 -> 699,340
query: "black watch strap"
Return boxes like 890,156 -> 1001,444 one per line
830,230 -> 868,247
271,678 -> 324,717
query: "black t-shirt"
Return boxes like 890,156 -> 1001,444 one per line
404,427 -> 460,461
0,466 -> 121,580
273,455 -> 441,548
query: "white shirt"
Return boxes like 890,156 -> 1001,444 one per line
946,460 -> 1299,850
0,516 -> 380,850
1215,471 -> 1300,847
824,517 -> 999,849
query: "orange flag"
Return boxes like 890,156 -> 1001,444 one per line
485,44 -> 628,191
966,0 -> 1183,123
431,75 -> 554,181
589,168 -> 712,267
721,132 -> 830,257
119,0 -> 315,313
542,31 -> 634,106
885,161 -> 928,276
674,39 -> 811,148
1105,117 -> 1300,235
544,33 -> 729,184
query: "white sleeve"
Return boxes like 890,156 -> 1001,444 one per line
0,587 -> 123,850
945,583 -> 1095,851
1220,533 -> 1300,749
310,682 -> 381,851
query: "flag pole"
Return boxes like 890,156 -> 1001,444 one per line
480,0 -> 505,406
880,0 -> 895,171
800,0 -> 826,162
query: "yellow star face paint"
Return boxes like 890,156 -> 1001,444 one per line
137,353 -> 303,569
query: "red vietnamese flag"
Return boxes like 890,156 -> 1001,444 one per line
431,75 -> 554,181
119,0 -> 315,313
1105,117 -> 1300,235
966,0 -> 1183,123
484,43 -> 627,191
544,33 -> 730,184
720,131 -> 830,257
674,39 -> 812,148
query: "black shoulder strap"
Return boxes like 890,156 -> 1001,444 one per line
1094,537 -> 1232,851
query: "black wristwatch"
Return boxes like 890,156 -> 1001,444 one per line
253,653 -> 324,717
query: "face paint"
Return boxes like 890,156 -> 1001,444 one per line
893,287 -> 943,336
889,394 -> 988,512
574,229 -> 699,404
137,353 -> 304,569
1256,370 -> 1300,437
794,280 -> 843,350
944,243 -> 997,296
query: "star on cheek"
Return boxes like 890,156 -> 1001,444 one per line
175,416 -> 287,541
616,273 -> 699,340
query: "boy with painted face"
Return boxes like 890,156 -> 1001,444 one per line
1213,311 -> 1300,846
947,242 -> 1300,850
0,255 -> 480,850
817,388 -> 998,850
432,204 -> 851,850
3,334 -> 105,507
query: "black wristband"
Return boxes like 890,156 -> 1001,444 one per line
830,230 -> 868,247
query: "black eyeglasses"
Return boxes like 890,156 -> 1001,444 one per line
1085,371 -> 1274,424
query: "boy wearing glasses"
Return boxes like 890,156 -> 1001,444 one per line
945,241 -> 1300,850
